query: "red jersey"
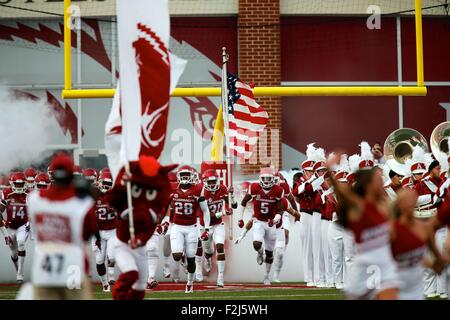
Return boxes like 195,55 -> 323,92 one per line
437,201 -> 450,228
348,200 -> 389,250
170,183 -> 203,226
279,181 -> 291,197
414,176 -> 441,196
200,184 -> 228,227
3,191 -> 28,229
249,183 -> 284,221
325,193 -> 337,221
391,220 -> 426,269
293,177 -> 317,214
95,193 -> 117,231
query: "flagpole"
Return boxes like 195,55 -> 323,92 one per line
124,163 -> 136,242
221,47 -> 233,241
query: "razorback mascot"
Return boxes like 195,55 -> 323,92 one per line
108,156 -> 176,300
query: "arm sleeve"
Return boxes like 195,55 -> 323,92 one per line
199,199 -> 211,229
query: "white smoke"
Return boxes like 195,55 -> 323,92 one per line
0,87 -> 53,175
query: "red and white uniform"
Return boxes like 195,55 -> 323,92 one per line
200,184 -> 228,252
26,186 -> 96,287
391,221 -> 427,300
436,203 -> 450,299
92,193 -> 117,265
2,189 -> 29,252
248,182 -> 283,252
415,176 -> 446,297
293,176 -> 318,283
345,200 -> 399,299
170,184 -> 203,257
316,189 -> 333,286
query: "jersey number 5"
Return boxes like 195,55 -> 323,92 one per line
260,202 -> 270,214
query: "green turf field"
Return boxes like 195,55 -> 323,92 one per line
0,283 -> 447,300
0,283 -> 345,300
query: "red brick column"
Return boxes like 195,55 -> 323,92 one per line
238,0 -> 281,175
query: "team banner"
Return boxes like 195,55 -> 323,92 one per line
109,0 -> 185,177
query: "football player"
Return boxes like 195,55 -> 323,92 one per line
1,172 -> 30,283
92,170 -> 118,292
35,173 -> 51,190
200,169 -> 237,287
169,165 -> 211,293
238,168 -> 284,285
83,168 -> 98,187
24,167 -> 37,192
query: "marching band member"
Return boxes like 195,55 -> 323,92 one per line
293,144 -> 325,286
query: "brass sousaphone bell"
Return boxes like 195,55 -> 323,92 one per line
383,128 -> 429,177
430,121 -> 450,164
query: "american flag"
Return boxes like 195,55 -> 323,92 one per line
226,73 -> 268,159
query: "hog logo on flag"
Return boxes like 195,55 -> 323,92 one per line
134,22 -> 170,158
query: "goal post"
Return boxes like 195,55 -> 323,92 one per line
61,0 -> 427,99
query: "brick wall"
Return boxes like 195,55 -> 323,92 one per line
238,0 -> 282,175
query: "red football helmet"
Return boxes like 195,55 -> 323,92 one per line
202,169 -> 220,192
10,172 -> 27,194
259,167 -> 275,189
24,167 -> 37,189
98,170 -> 113,193
99,167 -> 111,177
274,172 -> 285,185
83,168 -> 98,185
73,165 -> 82,176
35,172 -> 51,190
176,165 -> 194,185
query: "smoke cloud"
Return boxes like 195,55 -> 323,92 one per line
0,86 -> 53,175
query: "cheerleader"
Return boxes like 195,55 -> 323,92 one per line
390,189 -> 444,300
330,160 -> 399,299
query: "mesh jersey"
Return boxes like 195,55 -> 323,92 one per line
249,183 -> 284,221
170,183 -> 203,226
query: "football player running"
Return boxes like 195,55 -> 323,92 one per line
0,172 -> 30,283
238,168 -> 284,285
169,166 -> 211,293
92,170 -> 118,292
200,169 -> 237,288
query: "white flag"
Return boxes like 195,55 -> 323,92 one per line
106,0 -> 186,179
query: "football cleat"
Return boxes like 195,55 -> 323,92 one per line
204,258 -> 212,273
16,273 -> 24,284
146,279 -> 159,290
426,292 -> 439,298
326,283 -> 335,288
335,283 -> 344,289
102,284 -> 111,292
440,293 -> 448,299
306,282 -> 316,287
263,276 -> 271,286
217,277 -> 224,288
163,265 -> 171,278
185,284 -> 193,293
256,251 -> 264,265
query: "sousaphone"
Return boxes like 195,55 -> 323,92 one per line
383,128 -> 429,177
430,121 -> 450,164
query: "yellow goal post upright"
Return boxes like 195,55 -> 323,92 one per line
61,0 -> 427,99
